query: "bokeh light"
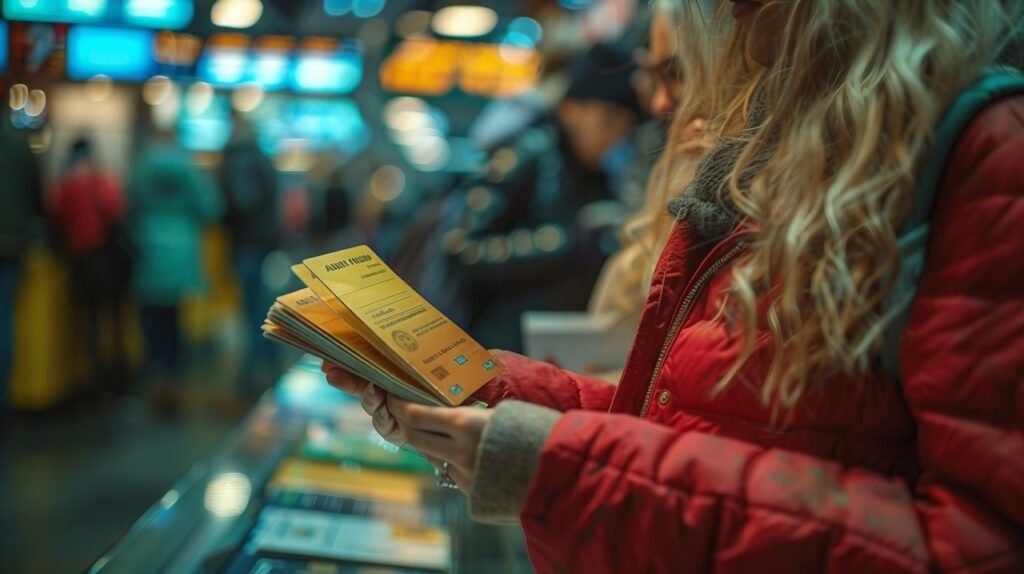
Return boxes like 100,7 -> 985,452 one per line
231,82 -> 265,112
353,0 -> 385,18
369,165 -> 406,202
85,75 -> 113,102
211,0 -> 263,29
25,89 -> 46,118
203,473 -> 252,518
185,81 -> 215,116
8,84 -> 28,111
142,75 -> 173,106
431,6 -> 497,38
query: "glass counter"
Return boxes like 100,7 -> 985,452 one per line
88,356 -> 533,574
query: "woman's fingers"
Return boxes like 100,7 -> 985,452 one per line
322,364 -> 419,450
340,383 -> 406,446
383,395 -> 492,486
322,367 -> 406,445
370,404 -> 396,432
368,400 -> 406,446
324,365 -> 369,396
361,385 -> 407,445
387,396 -> 461,435
321,364 -> 477,490
360,383 -> 387,415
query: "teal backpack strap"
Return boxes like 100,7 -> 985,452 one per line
881,70 -> 1024,381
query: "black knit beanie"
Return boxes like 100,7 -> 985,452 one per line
564,43 -> 643,118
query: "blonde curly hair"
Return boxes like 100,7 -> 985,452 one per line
711,0 -> 1024,410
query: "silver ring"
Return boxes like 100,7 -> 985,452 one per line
437,461 -> 459,490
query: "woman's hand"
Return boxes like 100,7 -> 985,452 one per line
321,360 -> 501,486
387,395 -> 494,492
321,361 -> 369,394
321,362 -> 406,446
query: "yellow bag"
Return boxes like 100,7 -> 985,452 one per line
9,246 -> 143,410
10,246 -> 79,410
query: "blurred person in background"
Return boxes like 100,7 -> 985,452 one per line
0,113 -> 43,412
320,165 -> 353,248
447,43 -> 644,352
49,137 -> 132,393
218,111 -> 281,392
305,150 -> 353,252
129,129 -> 222,407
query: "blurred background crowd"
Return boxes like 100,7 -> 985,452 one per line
0,0 -> 675,570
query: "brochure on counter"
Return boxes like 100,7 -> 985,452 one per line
254,459 -> 449,571
264,245 -> 503,407
250,490 -> 449,572
225,477 -> 448,573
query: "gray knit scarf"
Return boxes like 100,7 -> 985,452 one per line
667,86 -> 773,241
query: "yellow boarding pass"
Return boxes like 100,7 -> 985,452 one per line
290,263 -> 412,375
292,245 -> 503,406
268,288 -> 442,405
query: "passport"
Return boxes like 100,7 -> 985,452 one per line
264,245 -> 502,406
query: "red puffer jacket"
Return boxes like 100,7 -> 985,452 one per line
474,96 -> 1024,573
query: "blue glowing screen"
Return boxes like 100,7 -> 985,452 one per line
66,26 -> 155,81
291,48 -> 363,94
256,97 -> 370,156
198,47 -> 292,91
3,0 -> 192,29
123,0 -> 193,29
4,0 -> 108,24
179,95 -> 370,158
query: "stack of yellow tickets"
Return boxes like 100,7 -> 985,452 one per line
263,245 -> 503,406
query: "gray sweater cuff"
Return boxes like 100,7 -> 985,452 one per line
470,400 -> 560,524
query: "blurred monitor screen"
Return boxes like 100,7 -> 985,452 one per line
123,0 -> 192,29
3,0 -> 191,29
251,51 -> 291,91
197,46 -> 248,87
291,48 -> 362,94
4,0 -> 108,24
67,25 -> 155,81
255,97 -> 370,156
198,47 -> 291,91
0,21 -> 7,73
178,94 -> 369,158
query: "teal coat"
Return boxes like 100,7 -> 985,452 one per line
129,144 -> 223,305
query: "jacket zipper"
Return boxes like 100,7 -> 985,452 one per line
639,242 -> 745,418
